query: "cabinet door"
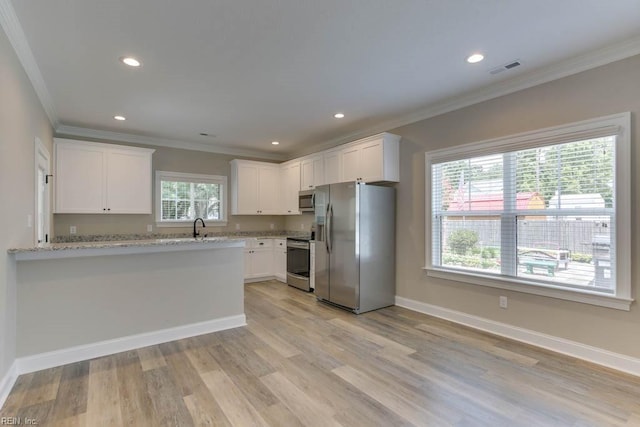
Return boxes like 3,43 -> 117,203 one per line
55,142 -> 106,213
341,145 -> 361,182
258,166 -> 281,214
236,163 -> 260,214
106,149 -> 153,213
281,162 -> 300,214
359,139 -> 384,182
274,239 -> 287,282
312,156 -> 324,187
301,156 -> 324,189
251,248 -> 274,278
244,249 -> 253,279
323,150 -> 341,185
300,159 -> 315,190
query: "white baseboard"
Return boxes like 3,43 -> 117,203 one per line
395,296 -> 640,377
0,361 -> 18,410
245,275 -> 277,283
15,314 -> 246,375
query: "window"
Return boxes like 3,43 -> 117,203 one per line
425,113 -> 631,310
155,171 -> 227,226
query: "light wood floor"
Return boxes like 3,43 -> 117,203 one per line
2,280 -> 640,426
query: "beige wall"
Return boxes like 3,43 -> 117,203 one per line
284,211 -> 315,234
53,144 -> 288,237
389,55 -> 640,358
0,28 -> 53,379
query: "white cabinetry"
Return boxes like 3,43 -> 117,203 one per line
244,239 -> 274,281
54,138 -> 154,214
280,161 -> 301,215
274,239 -> 287,282
230,160 -> 281,215
230,133 -> 399,216
323,149 -> 342,185
339,133 -> 400,183
300,154 -> 324,190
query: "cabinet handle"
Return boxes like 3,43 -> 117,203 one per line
107,208 -> 111,211
259,242 -> 264,246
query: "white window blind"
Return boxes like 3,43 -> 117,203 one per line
426,113 -> 631,310
155,171 -> 227,226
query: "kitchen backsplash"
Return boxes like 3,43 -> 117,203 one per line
52,230 -> 311,243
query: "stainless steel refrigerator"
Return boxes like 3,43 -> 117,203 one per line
314,182 -> 395,314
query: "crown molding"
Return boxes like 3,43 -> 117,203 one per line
55,125 -> 287,161
289,34 -> 640,159
0,0 -> 58,126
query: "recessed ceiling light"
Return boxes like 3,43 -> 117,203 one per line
114,115 -> 126,121
466,53 -> 484,64
120,56 -> 141,67
334,113 -> 345,119
271,141 -> 280,145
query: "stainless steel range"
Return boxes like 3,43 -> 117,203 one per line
286,237 -> 311,291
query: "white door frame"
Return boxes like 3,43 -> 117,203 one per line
35,137 -> 51,245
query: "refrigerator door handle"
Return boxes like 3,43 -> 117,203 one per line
327,203 -> 333,254
325,202 -> 330,253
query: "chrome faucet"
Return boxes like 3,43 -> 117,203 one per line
193,217 -> 206,238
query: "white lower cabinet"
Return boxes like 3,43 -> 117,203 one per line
244,239 -> 274,281
274,239 -> 287,282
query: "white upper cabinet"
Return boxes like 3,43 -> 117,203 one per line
230,159 -> 281,214
54,139 -> 154,214
300,154 -> 324,190
340,144 -> 361,182
340,133 -> 400,183
280,160 -> 301,215
323,149 -> 342,185
230,133 -> 399,216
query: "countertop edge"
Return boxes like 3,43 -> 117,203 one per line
10,238 -> 248,261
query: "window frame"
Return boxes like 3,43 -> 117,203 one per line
424,113 -> 632,310
155,171 -> 228,227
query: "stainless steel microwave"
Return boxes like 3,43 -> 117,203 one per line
298,190 -> 315,212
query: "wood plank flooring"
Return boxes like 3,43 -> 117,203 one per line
2,280 -> 640,426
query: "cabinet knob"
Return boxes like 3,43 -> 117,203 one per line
103,208 -> 106,211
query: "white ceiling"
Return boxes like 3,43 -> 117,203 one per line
5,0 -> 640,159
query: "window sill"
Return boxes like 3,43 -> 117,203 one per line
155,221 -> 228,228
423,267 -> 633,311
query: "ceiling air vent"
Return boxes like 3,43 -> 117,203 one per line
489,59 -> 522,75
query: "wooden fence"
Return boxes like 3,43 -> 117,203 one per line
443,219 -> 610,254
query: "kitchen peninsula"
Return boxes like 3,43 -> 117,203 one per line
8,238 -> 246,373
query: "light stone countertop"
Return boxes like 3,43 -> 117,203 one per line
8,233 -> 309,261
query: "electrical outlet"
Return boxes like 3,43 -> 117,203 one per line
70,226 -> 77,235
270,223 -> 274,230
147,224 -> 153,232
235,223 -> 240,230
499,296 -> 508,309
300,223 -> 305,230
